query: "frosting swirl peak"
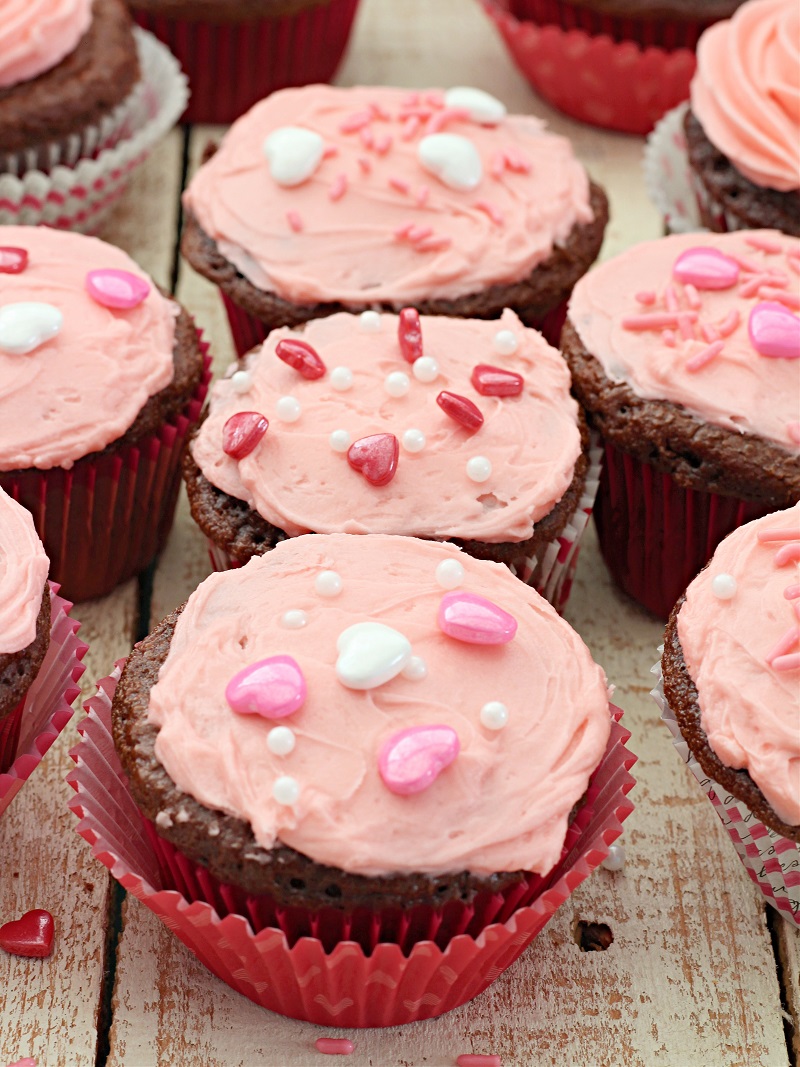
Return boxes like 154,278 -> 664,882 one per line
0,0 -> 92,90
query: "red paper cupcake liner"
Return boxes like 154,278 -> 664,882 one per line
480,0 -> 700,135
69,668 -> 635,1026
0,338 -> 211,604
654,670 -> 799,927
593,440 -> 771,620
133,0 -> 361,125
0,585 -> 87,817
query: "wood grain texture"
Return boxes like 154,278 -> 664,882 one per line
777,923 -> 800,1060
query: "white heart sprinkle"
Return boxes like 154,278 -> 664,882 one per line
336,621 -> 412,690
444,87 -> 506,126
263,126 -> 325,187
418,134 -> 483,192
0,302 -> 62,355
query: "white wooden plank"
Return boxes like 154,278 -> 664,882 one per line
776,923 -> 800,1060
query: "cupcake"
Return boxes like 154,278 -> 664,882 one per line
684,0 -> 800,236
184,309 -> 600,610
481,0 -> 743,136
0,225 -> 208,602
658,503 -> 800,925
0,486 -> 85,816
127,0 -> 362,124
72,533 -> 635,1024
562,229 -> 800,618
181,84 -> 608,355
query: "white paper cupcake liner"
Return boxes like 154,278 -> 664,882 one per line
643,102 -> 706,235
0,29 -> 188,233
652,663 -> 800,927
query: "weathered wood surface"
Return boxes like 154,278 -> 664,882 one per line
0,1 -> 797,1065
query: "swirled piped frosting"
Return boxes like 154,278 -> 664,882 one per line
0,0 -> 92,89
691,0 -> 800,192
568,231 -> 800,451
191,310 -> 583,542
182,84 -> 595,305
678,502 -> 800,826
147,534 -> 611,878
0,486 -> 48,655
0,226 -> 176,471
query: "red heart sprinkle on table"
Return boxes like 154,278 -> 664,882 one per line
436,390 -> 484,430
222,411 -> 269,459
398,307 -> 423,362
0,247 -> 28,274
0,909 -> 55,958
471,364 -> 523,396
347,433 -> 399,486
85,269 -> 150,309
275,338 -> 326,379
672,246 -> 740,290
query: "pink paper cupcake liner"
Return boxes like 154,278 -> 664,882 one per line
0,585 -> 87,818
653,668 -> 799,927
0,339 -> 211,604
133,0 -> 361,125
69,669 -> 635,1026
642,102 -> 704,234
593,440 -> 770,620
480,0 -> 700,135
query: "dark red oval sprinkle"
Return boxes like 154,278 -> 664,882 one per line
347,433 -> 399,487
0,247 -> 28,274
398,307 -> 423,363
222,411 -> 269,459
471,363 -> 523,397
436,391 -> 484,431
275,338 -> 326,379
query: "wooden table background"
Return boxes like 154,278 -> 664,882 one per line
1,1 -> 798,1064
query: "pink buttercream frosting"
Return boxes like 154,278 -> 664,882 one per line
0,0 -> 92,90
678,502 -> 800,827
182,85 -> 595,304
0,486 -> 48,655
568,231 -> 800,451
191,310 -> 583,542
0,226 -> 176,471
691,0 -> 800,193
147,534 -> 611,878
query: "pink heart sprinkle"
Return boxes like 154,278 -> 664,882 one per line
378,724 -> 460,795
748,301 -> 800,359
222,411 -> 269,459
398,307 -> 423,363
275,337 -> 326,379
347,433 -> 399,487
85,269 -> 150,309
672,247 -> 740,290
437,390 -> 484,431
0,246 -> 28,274
438,592 -> 518,644
471,364 -> 523,397
225,655 -> 307,719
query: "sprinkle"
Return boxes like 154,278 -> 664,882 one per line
474,199 -> 504,226
766,626 -> 800,665
384,371 -> 410,396
276,337 -> 326,379
428,106 -> 471,133
711,573 -> 737,599
684,283 -> 702,309
745,234 -> 782,254
489,151 -> 506,179
466,455 -> 492,482
401,91 -> 420,107
359,309 -> 381,332
504,148 -> 531,173
773,653 -> 800,672
480,701 -> 509,730
788,423 -> 800,445
379,724 -> 459,796
398,307 -> 423,362
783,584 -> 800,600
315,1038 -> 355,1056
493,329 -> 518,354
315,570 -> 343,597
328,173 -> 348,201
730,253 -> 765,274
339,110 -> 372,133
369,101 -> 390,121
775,543 -> 800,566
456,1057 -> 502,1067
601,843 -> 626,872
662,330 -> 676,347
686,340 -> 724,372
664,285 -> 679,312
281,609 -> 308,628
677,313 -> 696,340
716,309 -> 741,338
788,256 -> 800,275
757,527 -> 800,542
394,221 -> 415,239
357,156 -> 372,174
622,312 -> 696,330
230,369 -> 252,394
374,134 -> 393,155
359,126 -> 374,149
330,366 -> 354,391
329,429 -> 352,452
402,428 -> 426,452
635,291 -> 656,305
322,144 -> 339,159
400,115 -> 421,140
425,90 -> 445,108
412,355 -> 439,381
407,225 -> 433,242
759,287 -> 800,309
222,411 -> 269,459
402,655 -> 428,680
267,726 -> 296,756
702,324 -> 721,343
415,236 -> 452,252
286,210 -> 303,232
415,184 -> 430,205
348,433 -> 399,486
273,776 -> 300,805
275,396 -> 301,422
739,273 -> 782,298
436,558 -> 465,589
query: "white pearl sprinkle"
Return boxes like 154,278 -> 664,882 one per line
276,396 -> 301,422
402,655 -> 428,680
493,329 -> 518,355
601,844 -> 626,872
267,726 -> 297,757
466,456 -> 492,483
230,370 -> 252,394
315,570 -> 342,597
412,356 -> 439,383
402,428 -> 426,453
436,558 -> 464,589
330,366 -> 353,391
385,371 -> 410,397
272,775 -> 300,805
711,573 -> 737,600
329,429 -> 352,452
359,310 -> 381,332
281,609 -> 307,629
480,701 -> 509,730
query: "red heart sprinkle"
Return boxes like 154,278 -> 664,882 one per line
275,338 -> 326,379
398,307 -> 423,363
0,909 -> 54,958
347,433 -> 399,487
0,247 -> 28,274
436,390 -> 484,431
471,363 -> 523,397
222,411 -> 269,459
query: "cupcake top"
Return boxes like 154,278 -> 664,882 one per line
182,84 -> 595,305
191,309 -> 583,542
0,226 -> 177,471
0,0 -> 92,89
677,502 -> 800,826
690,0 -> 799,193
568,230 -> 800,452
0,486 -> 48,655
147,533 -> 611,879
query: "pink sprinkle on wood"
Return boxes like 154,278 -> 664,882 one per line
766,626 -> 800,664
415,184 -> 430,205
622,312 -> 696,330
773,652 -> 800,671
359,126 -> 374,149
662,329 -> 676,347
407,225 -> 433,242
635,291 -> 656,305
739,273 -> 781,298
388,176 -> 410,195
677,312 -> 696,340
474,199 -> 504,226
715,309 -> 740,337
374,134 -> 393,155
757,527 -> 800,542
425,90 -> 445,109
759,287 -> 800,309
315,1037 -> 355,1056
339,110 -> 372,134
775,543 -> 800,566
783,584 -> 800,600
328,173 -> 348,202
400,115 -> 421,140
664,285 -> 679,312
456,1056 -> 502,1067
357,156 -> 371,174
286,211 -> 303,232
684,283 -> 702,309
702,324 -> 721,343
788,422 -> 800,445
504,148 -> 531,173
489,151 -> 507,179
428,106 -> 471,132
686,339 -> 724,372
745,234 -> 782,254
